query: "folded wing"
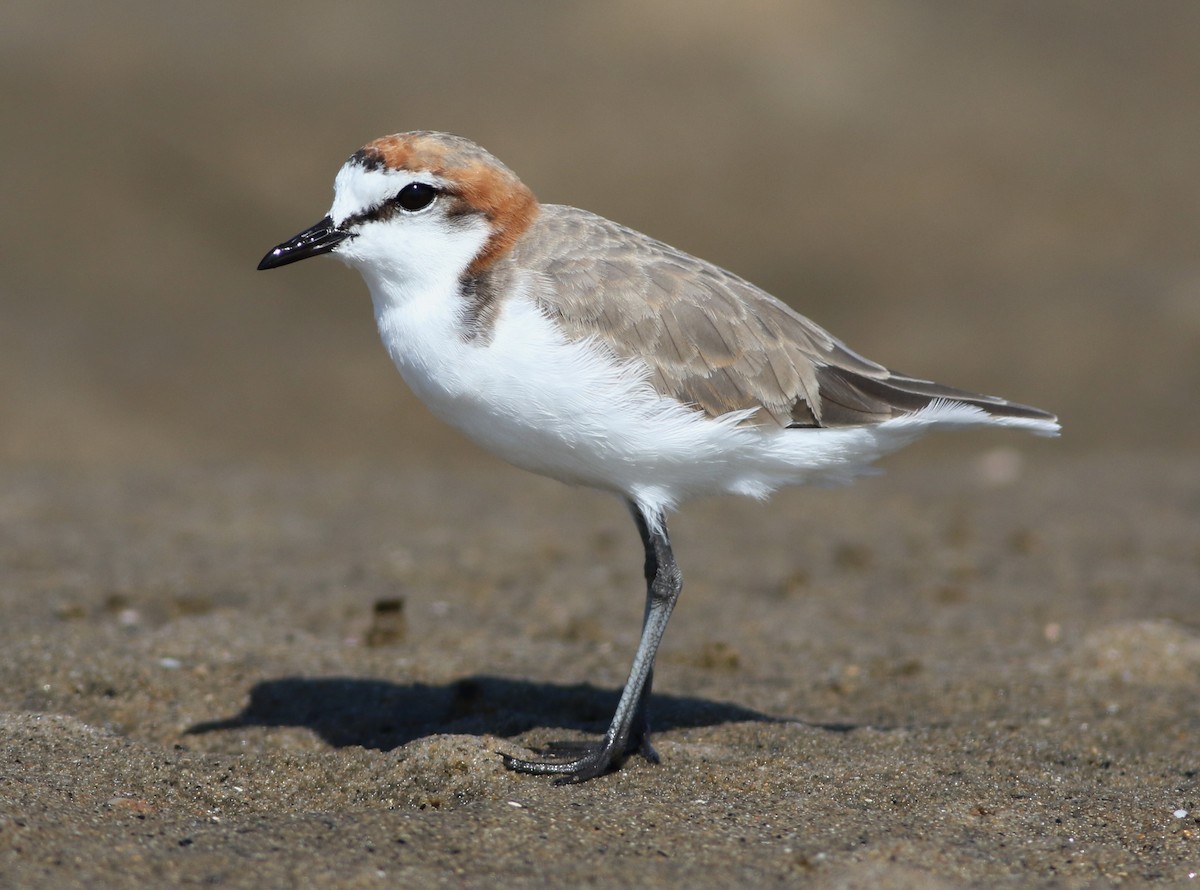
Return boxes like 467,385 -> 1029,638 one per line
522,206 -> 1057,430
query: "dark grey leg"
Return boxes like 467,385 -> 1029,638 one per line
627,502 -> 663,762
502,501 -> 680,783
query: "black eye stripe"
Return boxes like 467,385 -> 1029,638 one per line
340,182 -> 464,229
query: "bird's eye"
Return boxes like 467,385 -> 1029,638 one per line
395,182 -> 438,212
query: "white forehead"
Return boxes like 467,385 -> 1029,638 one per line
328,162 -> 447,226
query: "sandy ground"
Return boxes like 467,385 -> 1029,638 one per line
3,2 -> 1200,886
2,451 -> 1198,887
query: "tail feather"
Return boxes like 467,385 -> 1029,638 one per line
805,365 -> 1059,433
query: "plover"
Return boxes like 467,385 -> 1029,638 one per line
258,131 -> 1058,783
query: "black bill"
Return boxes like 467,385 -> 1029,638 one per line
257,216 -> 350,270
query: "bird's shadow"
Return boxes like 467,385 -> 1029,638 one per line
185,675 -> 860,750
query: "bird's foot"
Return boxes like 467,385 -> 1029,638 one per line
501,741 -> 618,784
501,731 -> 658,784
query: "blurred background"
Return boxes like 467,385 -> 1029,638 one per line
3,1 -> 1198,467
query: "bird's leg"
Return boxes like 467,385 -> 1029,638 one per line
502,502 -> 680,783
626,501 -> 663,763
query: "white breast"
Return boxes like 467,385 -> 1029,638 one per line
371,274 -> 747,498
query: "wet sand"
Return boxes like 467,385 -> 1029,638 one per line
2,451 -> 1197,886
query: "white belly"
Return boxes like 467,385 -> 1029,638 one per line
374,291 -> 731,487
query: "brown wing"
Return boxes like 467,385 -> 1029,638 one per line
512,205 -> 1055,429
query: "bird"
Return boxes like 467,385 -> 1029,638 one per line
258,131 -> 1059,783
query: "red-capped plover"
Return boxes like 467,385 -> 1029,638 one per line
259,131 -> 1058,783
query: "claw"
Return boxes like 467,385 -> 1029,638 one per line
636,735 -> 661,765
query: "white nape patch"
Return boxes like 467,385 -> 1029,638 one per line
327,162 -> 490,296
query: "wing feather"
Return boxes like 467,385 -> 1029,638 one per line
512,205 -> 1055,429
